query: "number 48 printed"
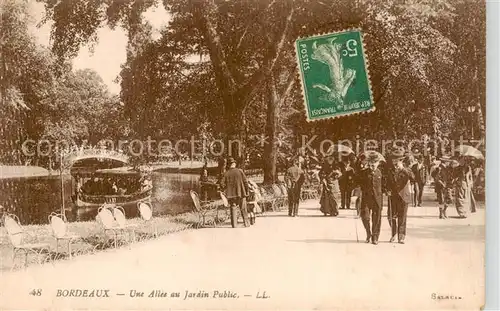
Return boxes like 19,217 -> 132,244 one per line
29,289 -> 42,296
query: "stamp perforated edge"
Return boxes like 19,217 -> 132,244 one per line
293,28 -> 376,122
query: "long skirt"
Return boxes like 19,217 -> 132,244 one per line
455,182 -> 470,217
470,185 -> 477,213
320,185 -> 341,216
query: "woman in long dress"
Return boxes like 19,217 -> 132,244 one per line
453,157 -> 472,218
319,156 -> 342,216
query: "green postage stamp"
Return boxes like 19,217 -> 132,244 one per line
295,30 -> 374,121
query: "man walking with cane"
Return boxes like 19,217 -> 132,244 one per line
356,153 -> 384,245
285,157 -> 305,217
221,157 -> 250,228
387,148 -> 415,244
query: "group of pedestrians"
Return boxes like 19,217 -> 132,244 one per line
304,147 -> 479,245
431,156 -> 477,219
207,147 -> 480,236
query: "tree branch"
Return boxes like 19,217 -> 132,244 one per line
278,71 -> 297,107
269,5 -> 294,71
235,0 -> 277,50
199,0 -> 236,93
235,4 -> 295,109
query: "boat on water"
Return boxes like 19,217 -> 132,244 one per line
64,149 -> 152,210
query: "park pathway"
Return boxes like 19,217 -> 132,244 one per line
0,188 -> 485,310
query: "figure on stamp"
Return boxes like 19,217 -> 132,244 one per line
310,38 -> 356,106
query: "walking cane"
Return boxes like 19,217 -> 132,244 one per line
352,190 -> 359,243
387,193 -> 392,227
354,208 -> 359,243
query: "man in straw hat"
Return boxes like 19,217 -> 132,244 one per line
221,157 -> 250,228
431,155 -> 454,219
387,148 -> 415,244
356,152 -> 384,245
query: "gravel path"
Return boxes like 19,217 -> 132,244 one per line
0,188 -> 484,310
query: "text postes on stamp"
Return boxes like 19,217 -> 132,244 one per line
295,30 -> 374,121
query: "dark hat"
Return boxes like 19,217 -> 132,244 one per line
366,153 -> 382,164
227,157 -> 236,165
391,147 -> 406,160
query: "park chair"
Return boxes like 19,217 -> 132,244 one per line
246,186 -> 263,215
137,201 -> 157,238
112,206 -> 138,243
95,204 -> 128,248
271,184 -> 287,210
48,212 -> 81,259
190,190 -> 219,228
247,180 -> 274,212
279,184 -> 289,207
301,186 -> 319,200
217,191 -> 231,223
279,183 -> 289,195
3,213 -> 50,269
258,186 -> 279,212
246,181 -> 263,214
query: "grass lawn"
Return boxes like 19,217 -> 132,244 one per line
0,212 -> 203,271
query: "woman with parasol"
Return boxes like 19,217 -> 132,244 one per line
452,145 -> 483,218
453,145 -> 484,218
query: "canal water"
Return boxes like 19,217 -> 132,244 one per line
0,172 -> 204,224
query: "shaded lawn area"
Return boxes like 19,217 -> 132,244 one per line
0,212 -> 201,271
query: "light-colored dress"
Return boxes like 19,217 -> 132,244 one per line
454,165 -> 473,217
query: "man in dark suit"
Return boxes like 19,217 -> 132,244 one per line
411,155 -> 427,207
221,157 -> 250,228
431,157 -> 453,219
356,154 -> 384,245
285,157 -> 305,217
387,150 -> 415,244
339,157 -> 355,209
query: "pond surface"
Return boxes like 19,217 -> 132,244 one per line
0,172 -> 208,224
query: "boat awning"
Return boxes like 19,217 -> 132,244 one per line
0,166 -> 51,179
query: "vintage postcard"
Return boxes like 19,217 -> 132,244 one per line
0,0 -> 487,310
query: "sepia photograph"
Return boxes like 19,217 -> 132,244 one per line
0,0 -> 490,309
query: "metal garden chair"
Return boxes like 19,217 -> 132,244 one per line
258,186 -> 279,212
112,206 -> 138,244
48,212 -> 81,259
3,213 -> 50,269
301,186 -> 320,200
137,201 -> 157,238
246,186 -> 263,215
271,184 -> 287,210
216,191 -> 231,224
95,204 -> 129,248
279,184 -> 289,207
189,190 -> 219,228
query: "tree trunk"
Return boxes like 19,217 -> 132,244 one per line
197,0 -> 294,166
475,101 -> 485,142
263,76 -> 279,184
474,46 -> 486,142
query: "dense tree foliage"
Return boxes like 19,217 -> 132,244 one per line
0,0 -> 125,167
2,0 -> 486,182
